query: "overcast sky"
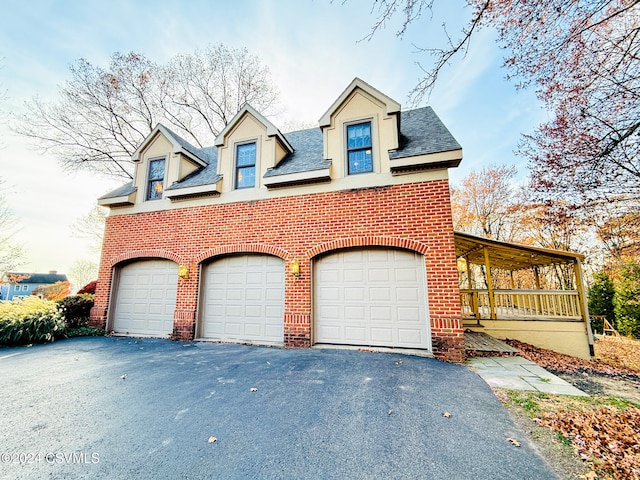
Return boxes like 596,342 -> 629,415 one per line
0,0 -> 544,276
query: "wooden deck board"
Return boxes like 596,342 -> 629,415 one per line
464,331 -> 519,353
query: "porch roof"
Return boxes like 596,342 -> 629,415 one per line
453,231 -> 585,271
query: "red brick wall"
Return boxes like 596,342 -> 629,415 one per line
90,180 -> 464,362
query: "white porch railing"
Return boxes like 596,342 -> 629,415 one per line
460,289 -> 583,320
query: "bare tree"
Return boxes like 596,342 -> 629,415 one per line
0,179 -> 25,273
364,1 -> 640,210
71,204 -> 107,253
13,45 -> 280,180
67,259 -> 99,290
450,164 -> 523,241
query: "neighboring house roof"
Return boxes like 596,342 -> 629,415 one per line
6,273 -> 68,284
390,107 -> 462,159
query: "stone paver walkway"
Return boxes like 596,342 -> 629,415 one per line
467,356 -> 588,396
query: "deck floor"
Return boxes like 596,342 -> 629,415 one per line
464,331 -> 519,354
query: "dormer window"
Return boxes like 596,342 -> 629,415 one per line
347,122 -> 373,174
147,158 -> 166,200
235,142 -> 257,189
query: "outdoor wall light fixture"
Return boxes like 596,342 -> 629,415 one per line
290,259 -> 300,277
178,265 -> 189,279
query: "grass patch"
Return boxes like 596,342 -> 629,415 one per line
65,327 -> 105,338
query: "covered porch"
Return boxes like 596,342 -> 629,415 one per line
454,232 -> 594,359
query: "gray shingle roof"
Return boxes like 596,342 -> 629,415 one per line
99,181 -> 136,200
161,125 -> 211,165
167,147 -> 221,190
264,128 -> 330,177
389,107 -> 461,159
101,106 -> 460,198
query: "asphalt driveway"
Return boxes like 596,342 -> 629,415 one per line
0,337 -> 556,479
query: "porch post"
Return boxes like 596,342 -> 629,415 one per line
483,247 -> 496,320
533,267 -> 542,314
573,260 -> 595,356
465,256 -> 479,321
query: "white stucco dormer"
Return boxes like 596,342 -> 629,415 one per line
214,105 -> 293,193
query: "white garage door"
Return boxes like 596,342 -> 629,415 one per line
315,249 -> 430,349
200,255 -> 285,343
112,259 -> 178,336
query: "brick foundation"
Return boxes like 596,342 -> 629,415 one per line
93,180 -> 465,362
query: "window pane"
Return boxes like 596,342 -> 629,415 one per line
237,143 -> 256,167
347,123 -> 371,149
147,158 -> 165,200
236,166 -> 255,189
148,180 -> 164,200
348,149 -> 373,174
149,159 -> 165,180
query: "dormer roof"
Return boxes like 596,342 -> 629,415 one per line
131,124 -> 209,167
214,104 -> 294,153
318,77 -> 401,127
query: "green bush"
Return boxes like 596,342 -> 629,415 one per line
0,297 -> 66,346
57,294 -> 95,328
588,271 -> 616,333
613,261 -> 640,338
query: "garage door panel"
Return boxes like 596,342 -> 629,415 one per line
398,329 -> 424,345
369,268 -> 390,282
344,305 -> 365,319
370,306 -> 392,321
370,287 -> 391,301
112,260 -> 177,337
344,269 -> 364,282
315,249 -> 430,350
396,268 -> 419,282
398,306 -> 421,322
265,288 -> 283,301
397,287 -> 420,302
344,326 -> 366,342
371,327 -> 393,342
345,287 -> 364,301
201,255 -> 284,343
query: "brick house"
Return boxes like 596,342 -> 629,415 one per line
92,78 -> 465,362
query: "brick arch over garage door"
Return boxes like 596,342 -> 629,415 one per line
195,244 -> 290,264
108,249 -> 186,269
306,237 -> 429,259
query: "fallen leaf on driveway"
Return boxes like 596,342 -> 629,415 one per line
506,437 -> 521,447
250,387 -> 258,392
442,411 -> 452,418
208,436 -> 217,443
